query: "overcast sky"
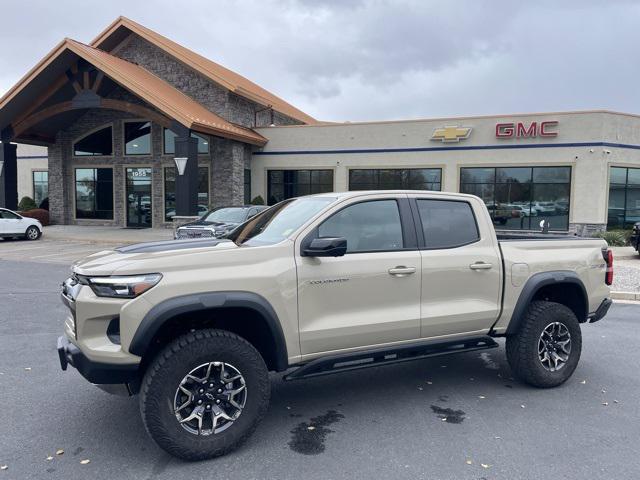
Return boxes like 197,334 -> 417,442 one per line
0,0 -> 637,122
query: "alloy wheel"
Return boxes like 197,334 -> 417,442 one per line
26,227 -> 39,240
173,362 -> 247,436
538,322 -> 572,372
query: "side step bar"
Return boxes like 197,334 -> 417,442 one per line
283,335 -> 499,381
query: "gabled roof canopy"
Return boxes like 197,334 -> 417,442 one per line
91,16 -> 316,125
0,39 -> 266,146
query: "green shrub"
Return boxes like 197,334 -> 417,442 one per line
18,196 -> 37,211
593,229 -> 629,247
250,195 -> 265,205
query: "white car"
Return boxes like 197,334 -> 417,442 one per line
0,208 -> 42,240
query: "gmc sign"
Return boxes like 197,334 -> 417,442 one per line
496,121 -> 558,138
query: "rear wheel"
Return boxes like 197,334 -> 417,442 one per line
140,329 -> 270,461
506,301 -> 582,388
25,226 -> 40,240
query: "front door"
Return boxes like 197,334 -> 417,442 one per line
296,196 -> 422,355
126,168 -> 152,228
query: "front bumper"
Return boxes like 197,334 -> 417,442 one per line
57,335 -> 139,385
589,298 -> 612,323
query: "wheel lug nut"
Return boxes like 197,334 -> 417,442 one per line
209,383 -> 214,388
217,389 -> 223,393
197,399 -> 203,405
216,399 -> 221,404
206,404 -> 211,409
199,388 -> 204,394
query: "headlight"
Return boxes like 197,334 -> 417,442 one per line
78,273 -> 162,298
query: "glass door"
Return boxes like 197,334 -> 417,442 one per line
126,167 -> 152,228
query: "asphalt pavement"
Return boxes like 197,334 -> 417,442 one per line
1,259 -> 639,480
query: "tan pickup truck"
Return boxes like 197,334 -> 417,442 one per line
57,190 -> 613,460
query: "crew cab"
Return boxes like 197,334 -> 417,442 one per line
57,190 -> 612,460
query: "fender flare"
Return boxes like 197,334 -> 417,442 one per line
128,291 -> 288,371
505,271 -> 588,335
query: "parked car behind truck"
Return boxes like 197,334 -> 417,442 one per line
58,190 -> 612,460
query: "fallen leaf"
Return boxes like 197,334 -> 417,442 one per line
465,460 -> 473,465
441,417 -> 447,422
602,402 -> 609,406
520,405 -> 526,409
601,389 -> 607,394
56,449 -> 64,456
0,465 -> 7,471
580,380 -> 586,384
24,367 -> 31,371
614,400 -> 619,404
494,436 -> 501,439
426,381 -> 433,385
46,456 -> 53,461
481,464 -> 491,469
307,426 -> 315,431
478,395 -> 486,399
417,387 -> 423,391
80,459 -> 90,465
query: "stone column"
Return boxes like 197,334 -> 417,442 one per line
211,138 -> 247,207
0,142 -> 18,210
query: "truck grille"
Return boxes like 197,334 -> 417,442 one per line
177,229 -> 215,239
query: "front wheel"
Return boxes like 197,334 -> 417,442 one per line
506,301 -> 582,388
140,329 -> 270,461
25,226 -> 40,240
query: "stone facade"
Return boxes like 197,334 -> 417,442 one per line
46,32 -> 304,227
569,223 -> 607,237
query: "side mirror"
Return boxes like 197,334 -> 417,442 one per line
302,237 -> 347,257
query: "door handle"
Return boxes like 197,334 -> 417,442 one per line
469,262 -> 493,270
388,266 -> 416,277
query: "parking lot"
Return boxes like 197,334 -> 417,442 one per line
1,256 -> 640,480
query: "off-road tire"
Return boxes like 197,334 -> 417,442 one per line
140,329 -> 270,461
506,300 -> 582,388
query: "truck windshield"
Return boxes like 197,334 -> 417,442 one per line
228,197 -> 336,246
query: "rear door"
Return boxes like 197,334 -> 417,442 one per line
408,194 -> 502,338
295,195 -> 422,355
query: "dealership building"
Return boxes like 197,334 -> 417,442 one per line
1,17 -> 639,234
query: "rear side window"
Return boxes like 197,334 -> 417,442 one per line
416,199 -> 479,249
318,200 -> 404,253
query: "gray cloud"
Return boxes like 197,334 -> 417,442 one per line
1,0 -> 638,122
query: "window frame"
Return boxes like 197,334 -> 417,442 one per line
458,165 -> 572,232
162,165 -> 211,222
348,167 -> 443,191
31,170 -> 48,205
410,198 -> 481,250
267,168 -> 335,205
73,167 -> 115,220
301,197 -> 417,255
123,119 -> 152,156
162,128 -> 210,155
607,165 -> 640,229
71,124 -> 114,158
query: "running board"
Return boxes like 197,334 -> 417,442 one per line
283,336 -> 499,381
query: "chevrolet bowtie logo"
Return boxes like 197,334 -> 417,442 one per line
431,126 -> 472,143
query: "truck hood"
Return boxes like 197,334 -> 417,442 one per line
72,238 -> 239,276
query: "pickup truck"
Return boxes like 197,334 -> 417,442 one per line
57,190 -> 613,460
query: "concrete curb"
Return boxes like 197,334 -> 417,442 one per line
611,291 -> 640,301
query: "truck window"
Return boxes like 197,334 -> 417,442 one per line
318,200 -> 404,253
416,199 -> 479,249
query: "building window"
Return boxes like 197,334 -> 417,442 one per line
267,169 -> 333,205
124,121 -> 151,155
460,166 -> 571,230
608,166 -> 640,229
163,128 -> 210,154
244,169 -> 251,204
73,126 -> 113,156
349,168 -> 442,191
75,168 -> 113,219
164,167 -> 210,221
32,171 -> 48,206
